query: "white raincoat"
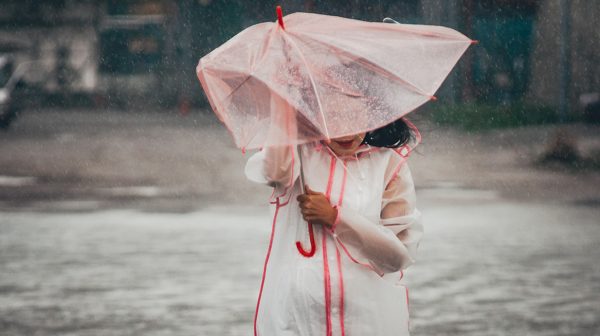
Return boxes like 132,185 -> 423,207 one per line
245,141 -> 423,336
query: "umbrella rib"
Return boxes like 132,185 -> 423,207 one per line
204,66 -> 314,117
377,22 -> 470,42
280,32 -> 331,140
289,31 -> 434,99
201,25 -> 278,119
197,64 -> 236,141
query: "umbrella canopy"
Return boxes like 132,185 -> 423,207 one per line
197,10 -> 474,150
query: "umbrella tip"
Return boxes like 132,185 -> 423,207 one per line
471,40 -> 479,45
276,6 -> 285,29
430,95 -> 438,101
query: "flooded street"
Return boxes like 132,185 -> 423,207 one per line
411,197 -> 600,336
1,196 -> 599,336
0,208 -> 268,336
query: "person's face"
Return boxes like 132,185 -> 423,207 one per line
327,132 -> 366,156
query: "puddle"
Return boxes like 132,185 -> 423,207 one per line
572,198 -> 600,207
25,200 -> 105,212
418,182 -> 499,201
97,186 -> 162,197
0,175 -> 37,187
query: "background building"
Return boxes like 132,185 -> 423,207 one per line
0,0 -> 597,117
0,1 -> 100,96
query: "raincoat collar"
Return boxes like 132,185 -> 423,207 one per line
318,141 -> 380,160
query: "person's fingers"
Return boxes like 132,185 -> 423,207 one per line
298,194 -> 320,204
297,194 -> 309,202
298,201 -> 313,211
301,208 -> 317,215
309,197 -> 326,208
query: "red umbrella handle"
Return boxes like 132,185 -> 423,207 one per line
296,222 -> 316,257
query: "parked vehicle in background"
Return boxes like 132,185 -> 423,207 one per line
0,55 -> 26,129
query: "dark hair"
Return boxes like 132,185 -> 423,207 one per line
361,117 -> 415,148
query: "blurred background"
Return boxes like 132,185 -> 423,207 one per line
0,1 -> 599,336
0,0 -> 598,116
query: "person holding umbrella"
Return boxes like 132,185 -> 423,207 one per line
196,8 -> 473,335
244,115 -> 422,335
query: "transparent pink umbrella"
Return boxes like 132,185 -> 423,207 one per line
197,7 -> 474,150
196,7 -> 474,256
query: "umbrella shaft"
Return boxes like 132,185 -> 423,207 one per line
298,145 -> 306,193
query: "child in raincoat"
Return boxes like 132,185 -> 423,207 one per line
245,118 -> 423,336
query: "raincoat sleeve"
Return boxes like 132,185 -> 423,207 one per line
244,146 -> 301,196
333,160 -> 423,274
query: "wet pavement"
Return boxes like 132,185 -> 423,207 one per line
1,109 -> 599,335
1,196 -> 599,336
1,109 -> 599,212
